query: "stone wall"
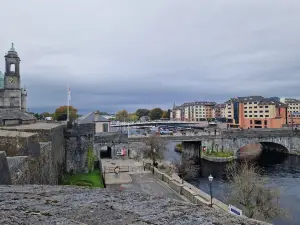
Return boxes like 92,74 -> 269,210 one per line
65,135 -> 94,173
0,151 -> 11,184
6,142 -> 52,184
0,130 -> 40,156
0,123 -> 66,185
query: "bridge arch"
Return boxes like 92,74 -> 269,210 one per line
236,141 -> 289,160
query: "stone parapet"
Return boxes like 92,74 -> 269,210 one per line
0,130 -> 40,157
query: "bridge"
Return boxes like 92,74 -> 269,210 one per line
111,120 -> 205,127
94,128 -> 300,159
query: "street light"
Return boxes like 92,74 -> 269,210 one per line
208,174 -> 213,207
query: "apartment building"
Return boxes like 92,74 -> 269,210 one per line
280,98 -> 300,126
170,106 -> 182,121
181,101 -> 216,121
213,104 -> 226,119
225,96 -> 288,128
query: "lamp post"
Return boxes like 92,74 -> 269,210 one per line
208,174 -> 213,207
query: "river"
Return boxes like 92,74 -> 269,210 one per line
165,141 -> 300,225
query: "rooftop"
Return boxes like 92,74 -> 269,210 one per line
77,111 -> 110,124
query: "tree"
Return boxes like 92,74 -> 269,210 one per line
128,113 -> 138,122
54,106 -> 78,121
116,109 -> 129,121
142,135 -> 166,167
226,161 -> 286,220
162,111 -> 169,119
136,109 -> 150,119
34,113 -> 41,120
149,108 -> 163,120
41,112 -> 52,119
172,158 -> 199,184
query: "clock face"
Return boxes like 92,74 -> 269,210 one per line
9,77 -> 15,84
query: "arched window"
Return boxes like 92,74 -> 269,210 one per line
10,64 -> 15,73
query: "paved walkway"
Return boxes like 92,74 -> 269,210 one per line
107,172 -> 185,202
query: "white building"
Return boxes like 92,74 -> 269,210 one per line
77,111 -> 111,133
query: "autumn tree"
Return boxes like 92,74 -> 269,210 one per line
142,135 -> 166,167
149,108 -> 163,120
116,109 -> 129,121
54,106 -> 78,121
128,113 -> 138,122
226,161 -> 286,220
161,111 -> 169,119
136,109 -> 150,119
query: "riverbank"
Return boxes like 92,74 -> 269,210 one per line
145,162 -> 270,225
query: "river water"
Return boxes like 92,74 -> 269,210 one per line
165,141 -> 300,225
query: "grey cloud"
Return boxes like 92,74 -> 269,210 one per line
1,0 -> 300,113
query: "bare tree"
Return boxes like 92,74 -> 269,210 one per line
133,147 -> 143,162
142,135 -> 166,167
172,158 -> 199,184
226,161 -> 287,221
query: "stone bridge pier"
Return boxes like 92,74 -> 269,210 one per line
182,141 -> 201,161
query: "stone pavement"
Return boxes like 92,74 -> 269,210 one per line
0,185 -> 268,225
107,172 -> 185,202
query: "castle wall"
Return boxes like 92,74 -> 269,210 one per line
7,142 -> 52,184
0,123 -> 66,185
65,123 -> 95,173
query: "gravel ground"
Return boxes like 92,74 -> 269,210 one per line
0,185 -> 268,225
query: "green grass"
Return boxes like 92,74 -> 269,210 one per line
61,169 -> 104,188
204,151 -> 234,157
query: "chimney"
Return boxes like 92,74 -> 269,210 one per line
94,111 -> 100,122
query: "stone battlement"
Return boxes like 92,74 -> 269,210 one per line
0,123 -> 65,185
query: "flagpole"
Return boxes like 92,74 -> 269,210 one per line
67,85 -> 70,122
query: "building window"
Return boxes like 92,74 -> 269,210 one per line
244,111 -> 247,113
259,106 -> 263,108
254,115 -> 258,117
254,111 -> 257,113
265,106 -> 269,108
250,120 -> 252,124
254,102 -> 257,104
265,110 -> 269,113
249,115 -> 252,117
260,115 -> 263,117
264,120 -> 267,125
254,106 -> 257,108
265,115 -> 269,118
259,110 -> 263,113
249,106 -> 252,109
249,111 -> 252,113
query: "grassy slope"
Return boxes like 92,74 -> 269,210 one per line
65,169 -> 104,188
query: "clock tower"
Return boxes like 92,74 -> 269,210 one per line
3,43 -> 22,109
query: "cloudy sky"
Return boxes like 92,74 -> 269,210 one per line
1,1 -> 300,114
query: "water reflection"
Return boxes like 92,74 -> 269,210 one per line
165,141 -> 300,225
